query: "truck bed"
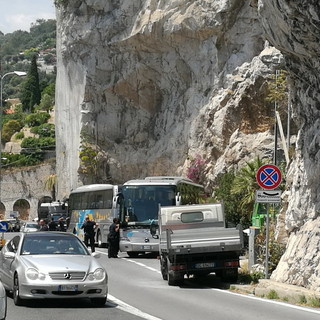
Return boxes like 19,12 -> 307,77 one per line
160,226 -> 242,255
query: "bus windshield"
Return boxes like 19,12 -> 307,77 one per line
121,185 -> 176,223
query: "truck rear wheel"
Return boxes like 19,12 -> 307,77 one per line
160,256 -> 168,280
167,259 -> 184,286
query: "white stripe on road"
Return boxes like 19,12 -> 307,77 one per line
100,250 -> 320,317
107,294 -> 163,320
97,250 -> 161,274
125,258 -> 161,274
213,288 -> 320,315
98,250 -> 162,319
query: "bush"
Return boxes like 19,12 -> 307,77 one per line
266,290 -> 279,300
21,136 -> 55,150
15,132 -> 25,140
1,152 -> 44,168
24,112 -> 50,127
186,154 -> 207,185
1,119 -> 23,143
30,123 -> 55,138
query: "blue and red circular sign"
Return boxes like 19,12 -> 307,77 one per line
256,164 -> 282,190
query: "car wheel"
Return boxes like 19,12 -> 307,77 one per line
13,275 -> 24,306
91,297 -> 107,306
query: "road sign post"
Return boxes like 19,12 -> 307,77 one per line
256,164 -> 282,279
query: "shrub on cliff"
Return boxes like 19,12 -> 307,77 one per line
1,119 -> 23,143
24,112 -> 50,127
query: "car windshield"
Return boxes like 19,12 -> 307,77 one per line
26,223 -> 39,229
21,235 -> 89,255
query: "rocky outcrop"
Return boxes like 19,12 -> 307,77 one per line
55,0 -> 278,197
55,0 -> 320,291
258,0 -> 320,290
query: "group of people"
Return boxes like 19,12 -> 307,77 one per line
80,215 -> 120,258
39,217 -> 67,232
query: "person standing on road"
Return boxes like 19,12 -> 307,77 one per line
81,215 -> 97,252
57,217 -> 66,232
108,218 -> 120,258
48,218 -> 57,231
39,219 -> 49,231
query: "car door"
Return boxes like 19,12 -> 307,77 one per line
0,235 -> 21,290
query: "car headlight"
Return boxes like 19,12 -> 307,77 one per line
26,268 -> 45,280
87,268 -> 106,281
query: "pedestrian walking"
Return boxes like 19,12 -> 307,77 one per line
81,215 -> 97,252
108,218 -> 120,258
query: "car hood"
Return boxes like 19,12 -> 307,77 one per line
20,255 -> 102,273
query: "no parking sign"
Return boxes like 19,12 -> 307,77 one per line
256,164 -> 282,190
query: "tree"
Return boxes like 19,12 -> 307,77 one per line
1,120 -> 23,143
213,171 -> 246,227
39,93 -> 54,112
231,157 -> 268,222
20,54 -> 41,112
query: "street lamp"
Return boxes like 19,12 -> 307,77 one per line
0,71 -> 27,215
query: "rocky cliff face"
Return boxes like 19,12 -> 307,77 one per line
56,0 -> 278,193
258,0 -> 320,290
55,0 -> 320,290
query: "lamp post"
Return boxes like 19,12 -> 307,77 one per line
0,71 -> 27,215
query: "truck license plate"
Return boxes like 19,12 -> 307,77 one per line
195,262 -> 215,269
58,285 -> 78,292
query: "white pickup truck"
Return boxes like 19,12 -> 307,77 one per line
155,204 -> 244,286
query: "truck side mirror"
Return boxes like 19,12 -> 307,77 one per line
150,224 -> 158,238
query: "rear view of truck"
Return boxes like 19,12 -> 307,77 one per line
158,204 -> 243,286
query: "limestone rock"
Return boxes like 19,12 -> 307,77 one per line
258,0 -> 320,291
55,0 -> 320,291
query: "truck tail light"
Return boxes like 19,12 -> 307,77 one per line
224,261 -> 239,267
170,264 -> 187,271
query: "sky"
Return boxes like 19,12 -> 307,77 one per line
0,0 -> 56,34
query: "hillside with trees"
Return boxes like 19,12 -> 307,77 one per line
0,19 -> 56,168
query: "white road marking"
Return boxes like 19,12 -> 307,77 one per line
100,250 -> 320,317
214,288 -> 320,315
107,294 -> 163,320
125,258 -> 161,274
97,250 -> 161,274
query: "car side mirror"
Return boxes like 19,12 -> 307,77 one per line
4,252 -> 15,259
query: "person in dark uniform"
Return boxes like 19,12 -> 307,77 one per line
48,218 -> 57,231
108,218 -> 120,258
81,215 -> 96,252
57,217 -> 66,232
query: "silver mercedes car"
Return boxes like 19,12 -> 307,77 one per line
0,281 -> 7,319
0,232 -> 108,306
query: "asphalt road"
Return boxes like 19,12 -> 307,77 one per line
2,234 -> 320,320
